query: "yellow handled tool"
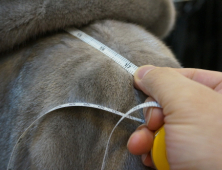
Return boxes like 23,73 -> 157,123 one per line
151,126 -> 170,170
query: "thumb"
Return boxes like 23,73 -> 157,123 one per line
134,65 -> 217,113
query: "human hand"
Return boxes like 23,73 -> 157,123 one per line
127,65 -> 222,170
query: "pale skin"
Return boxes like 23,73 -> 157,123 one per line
127,65 -> 222,170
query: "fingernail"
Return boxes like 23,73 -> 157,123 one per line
127,125 -> 146,147
127,132 -> 135,147
145,108 -> 153,126
142,153 -> 148,162
143,107 -> 148,118
135,65 -> 156,80
143,97 -> 154,119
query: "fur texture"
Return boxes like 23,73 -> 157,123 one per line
0,0 -> 180,169
0,0 -> 175,53
0,20 -> 180,170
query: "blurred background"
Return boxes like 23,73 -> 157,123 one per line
165,0 -> 222,71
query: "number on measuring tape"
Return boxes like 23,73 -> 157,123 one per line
7,28 -> 162,170
7,101 -> 161,170
65,28 -> 138,75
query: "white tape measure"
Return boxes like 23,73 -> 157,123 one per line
65,28 -> 138,75
7,28 -> 161,170
7,102 -> 160,170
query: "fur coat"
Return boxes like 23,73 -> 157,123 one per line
0,0 -> 180,169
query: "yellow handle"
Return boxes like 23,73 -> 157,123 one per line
151,126 -> 170,170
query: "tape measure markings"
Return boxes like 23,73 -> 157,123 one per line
65,28 -> 138,75
7,28 -> 162,170
48,102 -> 144,123
7,101 -> 160,170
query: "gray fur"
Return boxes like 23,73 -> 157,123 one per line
0,0 -> 175,53
0,19 -> 180,170
0,0 -> 180,169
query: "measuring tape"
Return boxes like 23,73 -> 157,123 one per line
65,28 -> 138,75
7,28 -> 164,170
7,102 -> 160,170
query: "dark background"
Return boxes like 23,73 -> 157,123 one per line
165,0 -> 222,71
